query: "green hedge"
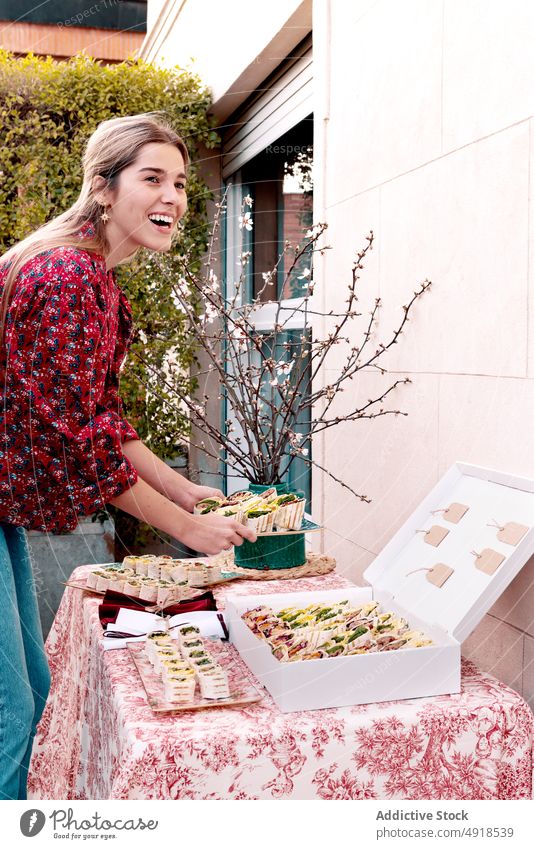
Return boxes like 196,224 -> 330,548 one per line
0,49 -> 219,461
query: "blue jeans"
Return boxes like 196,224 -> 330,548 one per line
0,524 -> 51,800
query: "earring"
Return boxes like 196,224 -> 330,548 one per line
100,205 -> 110,223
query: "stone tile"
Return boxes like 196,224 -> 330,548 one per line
322,188 -> 380,313
437,374 -> 534,482
320,370 -> 439,554
322,529 -> 376,584
463,614 -> 524,696
523,634 -> 534,712
489,553 -> 534,639
315,189 -> 381,373
443,0 -> 534,151
379,124 -> 529,376
527,118 -> 534,377
326,0 -> 442,198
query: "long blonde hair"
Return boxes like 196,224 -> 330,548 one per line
0,112 -> 189,335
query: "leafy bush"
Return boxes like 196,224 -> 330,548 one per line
0,49 -> 219,459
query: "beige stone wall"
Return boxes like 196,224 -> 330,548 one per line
313,0 -> 534,708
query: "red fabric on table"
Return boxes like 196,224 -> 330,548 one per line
98,588 -> 217,629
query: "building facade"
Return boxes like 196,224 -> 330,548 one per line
141,0 -> 534,709
0,0 -> 146,62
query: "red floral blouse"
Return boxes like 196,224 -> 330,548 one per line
0,233 -> 139,533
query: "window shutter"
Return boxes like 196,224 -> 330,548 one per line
222,35 -> 312,179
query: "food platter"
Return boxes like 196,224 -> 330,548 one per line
128,640 -> 263,713
63,575 -> 205,612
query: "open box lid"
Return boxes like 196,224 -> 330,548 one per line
363,462 -> 534,642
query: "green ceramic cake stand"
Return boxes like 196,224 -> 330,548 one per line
233,483 -> 309,570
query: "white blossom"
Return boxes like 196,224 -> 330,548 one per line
238,211 -> 253,231
305,224 -> 324,239
208,269 -> 219,291
233,326 -> 248,347
276,359 -> 294,377
200,302 -> 218,324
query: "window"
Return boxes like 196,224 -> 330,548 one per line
240,119 -> 313,302
224,116 -> 313,504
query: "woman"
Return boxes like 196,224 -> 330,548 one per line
0,113 -> 256,799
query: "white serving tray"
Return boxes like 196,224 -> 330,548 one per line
227,462 -> 534,712
228,587 -> 458,713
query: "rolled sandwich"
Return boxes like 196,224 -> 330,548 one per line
86,570 -> 102,590
164,669 -> 196,703
244,506 -> 275,534
273,493 -> 306,530
194,497 -> 224,515
215,502 -> 245,523
197,667 -> 230,700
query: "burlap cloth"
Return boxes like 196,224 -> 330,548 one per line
209,550 -> 336,581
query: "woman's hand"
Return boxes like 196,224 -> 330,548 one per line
110,478 -> 254,556
120,442 -> 225,514
176,482 -> 224,513
181,512 -> 257,556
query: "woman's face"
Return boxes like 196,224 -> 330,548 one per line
99,142 -> 188,267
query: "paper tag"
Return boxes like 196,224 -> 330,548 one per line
474,548 -> 506,575
426,563 -> 454,587
424,525 -> 449,547
496,522 -> 529,546
442,502 -> 469,524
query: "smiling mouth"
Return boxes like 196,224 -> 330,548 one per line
148,214 -> 174,231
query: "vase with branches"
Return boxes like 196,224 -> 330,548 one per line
135,195 -> 431,517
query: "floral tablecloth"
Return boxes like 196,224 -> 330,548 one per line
28,565 -> 534,800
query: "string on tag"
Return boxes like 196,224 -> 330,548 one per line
415,525 -> 449,546
470,550 -> 481,559
473,548 -> 506,574
431,503 -> 469,523
405,563 -> 454,586
487,519 -> 504,530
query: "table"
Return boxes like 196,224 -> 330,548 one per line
28,565 -> 534,800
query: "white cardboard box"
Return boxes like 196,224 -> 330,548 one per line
227,462 -> 534,712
